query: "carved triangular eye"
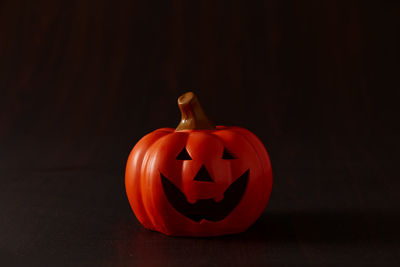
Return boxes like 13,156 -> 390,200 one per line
176,147 -> 192,160
222,148 -> 236,159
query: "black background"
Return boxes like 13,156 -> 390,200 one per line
1,0 -> 399,266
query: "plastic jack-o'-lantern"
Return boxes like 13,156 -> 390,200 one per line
125,92 -> 272,236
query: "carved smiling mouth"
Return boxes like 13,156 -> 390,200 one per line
160,170 -> 249,222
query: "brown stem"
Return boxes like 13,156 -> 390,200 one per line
176,92 -> 216,131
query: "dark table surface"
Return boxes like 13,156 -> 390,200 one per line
2,133 -> 399,266
1,0 -> 399,266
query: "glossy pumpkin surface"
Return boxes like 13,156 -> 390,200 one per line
125,92 -> 272,236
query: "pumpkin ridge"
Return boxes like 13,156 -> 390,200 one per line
228,127 -> 273,205
139,131 -> 175,230
125,129 -> 171,230
142,131 -> 190,231
211,129 -> 252,186
229,127 -> 272,177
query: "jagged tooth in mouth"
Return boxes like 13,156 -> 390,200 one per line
186,195 -> 197,204
213,194 -> 224,202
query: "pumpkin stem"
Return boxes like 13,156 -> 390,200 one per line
176,92 -> 216,131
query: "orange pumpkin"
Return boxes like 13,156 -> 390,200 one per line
125,92 -> 272,236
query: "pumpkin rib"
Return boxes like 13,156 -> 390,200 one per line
212,129 -> 268,215
227,128 -> 272,224
139,131 -> 176,231
125,134 -> 152,228
228,127 -> 273,193
125,129 -> 171,230
211,128 -> 270,231
209,130 -> 245,186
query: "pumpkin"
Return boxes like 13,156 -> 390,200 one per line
125,92 -> 272,236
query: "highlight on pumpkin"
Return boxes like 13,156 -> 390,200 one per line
125,91 -> 273,236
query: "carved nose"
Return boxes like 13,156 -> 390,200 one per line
193,165 -> 214,182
